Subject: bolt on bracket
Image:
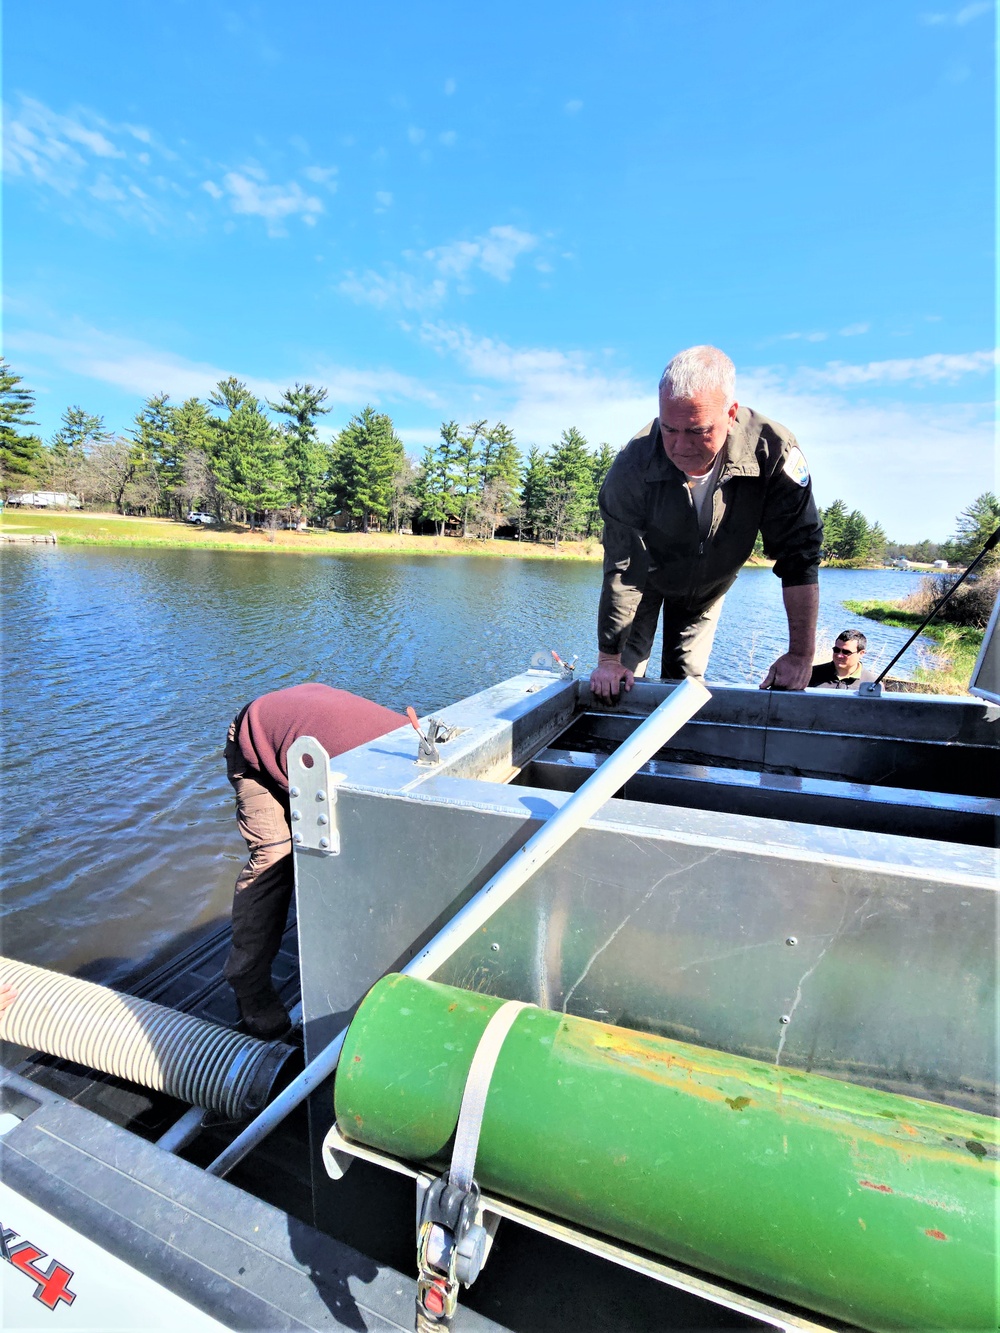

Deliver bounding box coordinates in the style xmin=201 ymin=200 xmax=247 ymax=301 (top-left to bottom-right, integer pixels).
xmin=287 ymin=736 xmax=343 ymax=854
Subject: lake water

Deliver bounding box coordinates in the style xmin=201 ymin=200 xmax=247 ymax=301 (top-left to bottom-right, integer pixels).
xmin=1 ymin=546 xmax=936 ymax=985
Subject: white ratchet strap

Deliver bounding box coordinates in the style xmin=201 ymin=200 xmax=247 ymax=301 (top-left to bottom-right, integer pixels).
xmin=449 ymin=1000 xmax=533 ymax=1192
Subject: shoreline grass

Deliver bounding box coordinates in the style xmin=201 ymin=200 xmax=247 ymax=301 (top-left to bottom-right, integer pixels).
xmin=1 ymin=509 xmax=781 ymax=569
xmin=843 ymin=598 xmax=983 ymax=695
xmin=1 ymin=510 xmax=605 ymax=561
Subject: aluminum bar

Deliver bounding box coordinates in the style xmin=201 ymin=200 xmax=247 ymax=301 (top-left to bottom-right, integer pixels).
xmin=206 ymin=677 xmax=711 ymax=1178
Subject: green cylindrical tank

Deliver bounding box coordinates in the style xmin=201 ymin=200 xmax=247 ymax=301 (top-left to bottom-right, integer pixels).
xmin=335 ymin=974 xmax=998 ymax=1332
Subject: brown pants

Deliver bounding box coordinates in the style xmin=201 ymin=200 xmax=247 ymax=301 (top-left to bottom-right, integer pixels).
xmin=223 ymin=722 xmax=294 ymax=1002
xmin=621 ymin=591 xmax=725 ymax=681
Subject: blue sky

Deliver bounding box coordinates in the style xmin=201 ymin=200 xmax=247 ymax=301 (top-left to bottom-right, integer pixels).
xmin=3 ymin=0 xmax=995 ymax=540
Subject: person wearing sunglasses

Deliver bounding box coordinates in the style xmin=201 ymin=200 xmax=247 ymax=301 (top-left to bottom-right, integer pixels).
xmin=808 ymin=630 xmax=873 ymax=690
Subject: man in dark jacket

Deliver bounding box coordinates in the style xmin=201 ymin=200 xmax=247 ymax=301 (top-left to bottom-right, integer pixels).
xmin=590 ymin=346 xmax=823 ymax=700
xmin=224 ymin=683 xmax=406 ymax=1039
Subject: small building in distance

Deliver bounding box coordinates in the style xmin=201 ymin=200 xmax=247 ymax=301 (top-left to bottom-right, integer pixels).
xmin=6 ymin=491 xmax=83 ymax=509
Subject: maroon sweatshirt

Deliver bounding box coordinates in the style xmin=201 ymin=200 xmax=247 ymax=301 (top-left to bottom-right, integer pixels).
xmin=235 ymin=683 xmax=407 ymax=792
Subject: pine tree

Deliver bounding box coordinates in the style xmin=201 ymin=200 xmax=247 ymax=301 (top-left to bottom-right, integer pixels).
xmin=0 ymin=360 xmax=44 ymax=492
xmin=820 ymin=499 xmax=848 ymax=559
xmin=840 ymin=510 xmax=870 ymax=561
xmin=269 ymin=383 xmax=330 ymax=520
xmin=454 ymin=419 xmax=486 ymax=537
xmin=212 ymin=395 xmax=292 ymax=521
xmin=520 ymin=446 xmax=549 ymax=542
xmin=330 ymin=406 xmax=404 ymax=532
xmin=545 ymin=427 xmax=593 ymax=545
xmin=477 ymin=422 xmax=520 ymax=538
xmin=588 ymin=442 xmax=615 ymax=537
xmin=172 ymin=398 xmax=220 ymax=515
xmin=413 ymin=445 xmax=451 ymax=535
xmin=131 ymin=395 xmax=179 ymax=515
xmin=50 ymin=406 xmax=108 ymax=459
xmin=951 ymin=493 xmax=1000 ymax=564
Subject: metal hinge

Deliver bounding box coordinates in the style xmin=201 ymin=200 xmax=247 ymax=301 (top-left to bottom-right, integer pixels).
xmin=286 ymin=736 xmax=343 ymax=855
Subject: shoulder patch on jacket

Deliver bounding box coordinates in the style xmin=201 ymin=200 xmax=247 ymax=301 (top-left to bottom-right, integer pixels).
xmin=783 ymin=445 xmax=810 ymax=487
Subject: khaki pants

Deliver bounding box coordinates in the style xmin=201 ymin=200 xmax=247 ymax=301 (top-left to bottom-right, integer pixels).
xmin=223 ymin=722 xmax=294 ymax=1002
xmin=621 ymin=591 xmax=725 ymax=681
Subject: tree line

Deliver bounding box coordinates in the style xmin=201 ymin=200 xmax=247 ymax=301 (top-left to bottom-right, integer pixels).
xmin=3 ymin=358 xmax=996 ymax=562
xmin=0 ymin=359 xmax=614 ymax=544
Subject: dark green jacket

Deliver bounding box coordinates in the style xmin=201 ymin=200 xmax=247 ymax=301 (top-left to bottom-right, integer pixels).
xmin=598 ymin=408 xmax=823 ymax=655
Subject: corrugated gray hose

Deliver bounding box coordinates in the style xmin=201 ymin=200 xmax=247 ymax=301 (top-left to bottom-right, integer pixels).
xmin=0 ymin=956 xmax=296 ymax=1121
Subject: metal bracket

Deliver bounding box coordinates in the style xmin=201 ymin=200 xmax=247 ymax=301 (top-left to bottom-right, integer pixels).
xmin=287 ymin=736 xmax=342 ymax=855
xmin=857 ymin=681 xmax=883 ymax=698
xmin=528 ymin=648 xmax=578 ymax=680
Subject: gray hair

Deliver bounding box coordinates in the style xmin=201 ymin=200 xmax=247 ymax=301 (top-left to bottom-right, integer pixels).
xmin=659 ymin=346 xmax=736 ymax=403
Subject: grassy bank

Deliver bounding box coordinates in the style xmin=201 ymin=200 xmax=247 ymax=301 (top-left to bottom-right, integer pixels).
xmin=0 ymin=510 xmax=605 ymax=561
xmin=843 ymin=598 xmax=983 ymax=695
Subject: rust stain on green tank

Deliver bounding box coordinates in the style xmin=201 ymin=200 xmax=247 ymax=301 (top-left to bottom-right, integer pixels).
xmin=726 ymin=1096 xmax=751 ymax=1112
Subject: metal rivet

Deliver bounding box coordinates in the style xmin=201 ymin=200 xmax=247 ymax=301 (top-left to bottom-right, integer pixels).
xmin=291 ymin=810 xmax=301 ymax=821
xmin=490 ymin=943 xmax=500 ymax=952
xmin=317 ymin=814 xmax=328 ymax=825
xmin=319 ymin=837 xmax=330 ymax=850
xmin=316 ymin=790 xmax=327 ymax=802
xmin=785 ymin=936 xmax=798 ymax=946
xmin=289 ymin=786 xmax=300 ymax=798
xmin=293 ymin=832 xmax=303 ymax=844
xmin=779 ymin=1015 xmax=791 ymax=1025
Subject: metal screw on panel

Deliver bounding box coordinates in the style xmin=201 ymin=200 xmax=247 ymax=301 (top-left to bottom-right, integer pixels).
xmin=319 ymin=837 xmax=330 ymax=850
xmin=291 ymin=810 xmax=301 ymax=821
xmin=293 ymin=832 xmax=303 ymax=844
xmin=490 ymin=943 xmax=500 ymax=952
xmin=785 ymin=936 xmax=798 ymax=946
xmin=317 ymin=814 xmax=328 ymax=825
xmin=289 ymin=786 xmax=300 ymax=798
xmin=779 ymin=1015 xmax=791 ymax=1025
xmin=317 ymin=790 xmax=327 ymax=802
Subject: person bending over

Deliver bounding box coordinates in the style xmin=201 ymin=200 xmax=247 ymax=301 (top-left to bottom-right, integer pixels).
xmin=224 ymin=682 xmax=406 ymax=1039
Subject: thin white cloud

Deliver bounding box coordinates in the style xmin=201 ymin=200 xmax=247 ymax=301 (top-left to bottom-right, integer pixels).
xmin=426 ymin=225 xmax=537 ymax=282
xmin=420 ymin=322 xmax=650 ymax=446
xmin=778 ymin=330 xmax=828 ymax=343
xmin=739 ymin=367 xmax=995 ymax=539
xmin=439 ymin=130 xmax=457 ymax=147
xmin=5 ymin=317 xmax=444 ymax=414
xmin=795 ymin=349 xmax=996 ymax=387
xmin=565 ymin=99 xmax=584 ymax=114
xmin=340 ymin=225 xmax=540 ymax=311
xmin=920 ymin=1 xmax=993 ymax=22
xmin=374 ymin=190 xmax=394 ymax=211
xmin=407 ymin=126 xmax=426 ymax=145
xmin=204 ymin=169 xmax=324 ymax=235
xmin=302 ymin=164 xmax=338 ymax=189
xmin=839 ymin=322 xmax=870 ymax=337
xmin=339 ymin=268 xmax=449 ymax=312
xmin=4 ymin=93 xmax=332 ymax=237
xmin=2 ymin=95 xmax=172 ymax=228
xmin=444 ymin=78 xmax=457 ymax=95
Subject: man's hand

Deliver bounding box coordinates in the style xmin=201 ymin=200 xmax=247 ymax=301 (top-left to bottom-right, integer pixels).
xmin=759 ymin=652 xmax=813 ymax=691
xmin=590 ymin=653 xmax=635 ymax=703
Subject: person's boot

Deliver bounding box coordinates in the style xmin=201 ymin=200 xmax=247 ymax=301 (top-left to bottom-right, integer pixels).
xmin=236 ymin=987 xmax=291 ymax=1041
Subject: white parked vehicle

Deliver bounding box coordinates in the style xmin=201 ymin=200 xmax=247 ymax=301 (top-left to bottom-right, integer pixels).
xmin=185 ymin=511 xmax=218 ymax=525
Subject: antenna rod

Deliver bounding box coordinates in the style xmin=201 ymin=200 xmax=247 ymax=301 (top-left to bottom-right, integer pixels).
xmin=871 ymin=527 xmax=1000 ymax=688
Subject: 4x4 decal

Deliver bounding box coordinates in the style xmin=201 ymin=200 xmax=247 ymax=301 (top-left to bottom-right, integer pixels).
xmin=1 ymin=1222 xmax=78 ymax=1311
